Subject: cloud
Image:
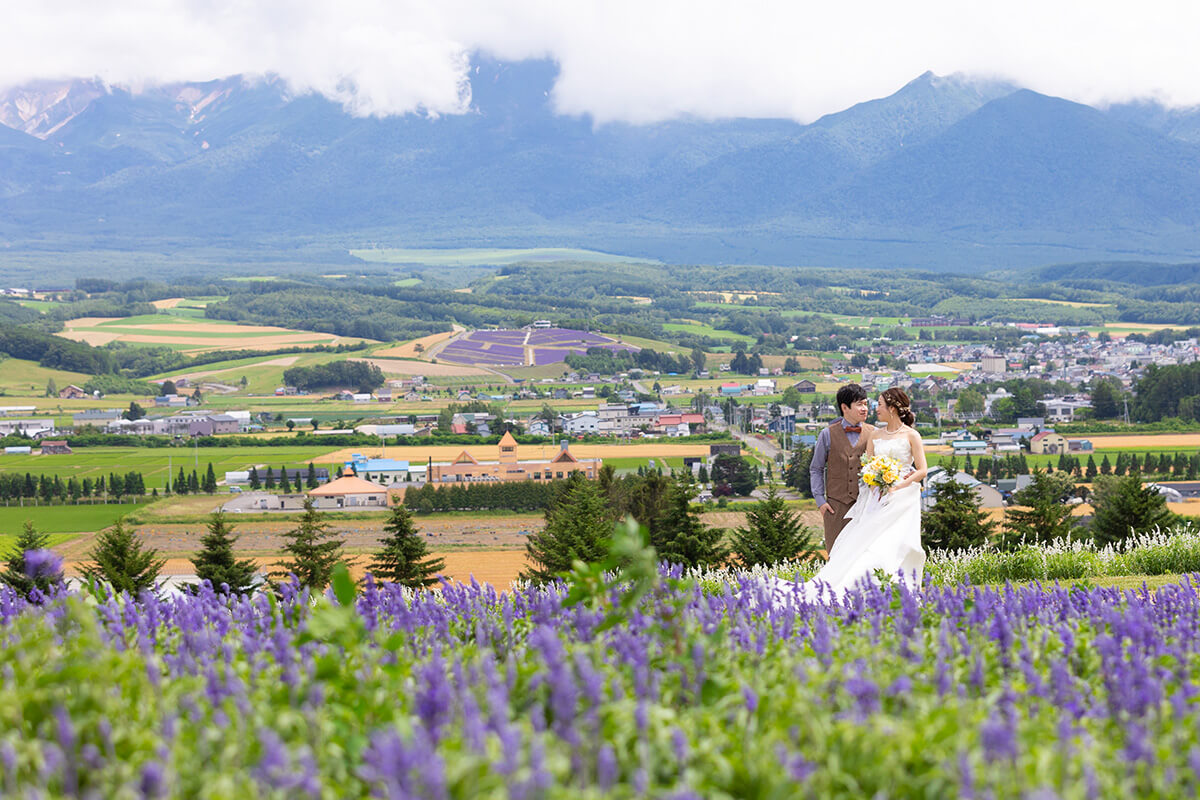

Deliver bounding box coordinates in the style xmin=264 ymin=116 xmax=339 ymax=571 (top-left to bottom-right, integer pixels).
xmin=1 ymin=0 xmax=1198 ymax=123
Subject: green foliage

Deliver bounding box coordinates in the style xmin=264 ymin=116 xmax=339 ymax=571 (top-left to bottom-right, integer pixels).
xmin=0 ymin=521 xmax=63 ymax=598
xmin=711 ymin=453 xmax=757 ymax=496
xmin=921 ymin=477 xmax=997 ymax=551
xmin=272 ymin=498 xmax=345 ymax=590
xmin=651 ymin=475 xmax=724 ymax=569
xmin=189 ymin=512 xmax=257 ymax=594
xmin=1090 ymin=475 xmax=1175 ymax=548
xmin=369 ymin=504 xmax=445 ymax=588
xmin=83 ymin=375 xmax=157 ymax=396
xmin=782 ymin=447 xmax=813 ymax=497
xmin=521 ymin=473 xmax=614 ymax=584
xmin=282 ymin=360 xmax=385 ymax=391
xmin=81 ymin=517 xmax=165 ymax=595
xmin=1001 ymin=471 xmax=1079 ymax=549
xmin=728 ymin=487 xmax=820 ymax=567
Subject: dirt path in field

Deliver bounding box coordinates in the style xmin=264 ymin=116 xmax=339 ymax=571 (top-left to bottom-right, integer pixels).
xmin=151 ymin=298 xmax=183 ymax=309
xmin=355 ymin=358 xmax=495 ymax=377
xmin=1084 ymin=434 xmax=1200 ymax=449
xmin=167 ymin=356 xmax=301 ymax=382
xmin=56 ymin=506 xmax=814 ymax=588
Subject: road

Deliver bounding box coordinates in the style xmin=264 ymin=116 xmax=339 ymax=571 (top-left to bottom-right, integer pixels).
xmin=710 ymin=418 xmax=784 ymax=462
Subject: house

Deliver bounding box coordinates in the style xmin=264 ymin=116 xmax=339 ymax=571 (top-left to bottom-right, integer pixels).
xmin=562 ymin=412 xmax=599 ymax=435
xmin=719 ymin=383 xmax=743 ymax=396
xmin=922 ymin=468 xmax=1004 ymax=510
xmin=951 ymin=438 xmax=989 ymax=456
xmin=307 ymin=475 xmax=389 ymax=508
xmin=39 ymin=440 xmax=72 ymax=455
xmin=154 ymin=394 xmax=194 ymax=408
xmin=0 ymin=418 xmax=55 ymax=438
xmin=527 ymin=418 xmax=551 ymax=437
xmin=1043 ymin=398 xmax=1092 ymax=423
xmin=791 ymin=380 xmax=817 ymax=393
xmin=1029 ymin=431 xmax=1067 ymax=455
xmin=58 ymin=384 xmax=87 ymax=400
xmin=1067 ymin=439 xmax=1094 ymax=452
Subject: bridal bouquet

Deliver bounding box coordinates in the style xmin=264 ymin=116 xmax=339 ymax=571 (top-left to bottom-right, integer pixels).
xmin=860 ymin=454 xmax=903 ymax=493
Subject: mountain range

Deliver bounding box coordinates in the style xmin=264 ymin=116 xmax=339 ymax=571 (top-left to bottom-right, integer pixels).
xmin=1 ymin=58 xmax=1199 ymax=275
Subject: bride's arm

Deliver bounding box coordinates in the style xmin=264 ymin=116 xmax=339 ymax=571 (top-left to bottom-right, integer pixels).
xmin=863 ymin=426 xmax=875 ymax=458
xmin=893 ymin=428 xmax=928 ymax=490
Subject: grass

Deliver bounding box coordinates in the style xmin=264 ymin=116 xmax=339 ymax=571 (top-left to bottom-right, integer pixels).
xmin=994 ymin=574 xmax=1195 ymax=592
xmin=0 ymin=447 xmax=340 ymax=491
xmin=392 ymin=278 xmax=422 ymax=287
xmin=350 ymin=247 xmax=659 ymax=267
xmin=0 ymin=502 xmax=149 ymax=534
xmin=0 ymin=358 xmax=93 ymax=397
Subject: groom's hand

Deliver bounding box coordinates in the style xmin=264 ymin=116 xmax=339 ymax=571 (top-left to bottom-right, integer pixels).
xmin=819 ymin=502 xmax=835 ymax=516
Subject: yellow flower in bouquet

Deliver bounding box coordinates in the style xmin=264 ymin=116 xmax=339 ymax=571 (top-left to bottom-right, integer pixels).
xmin=860 ymin=455 xmax=904 ymax=492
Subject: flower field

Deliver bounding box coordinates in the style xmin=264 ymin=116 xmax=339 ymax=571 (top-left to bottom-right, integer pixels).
xmin=6 ymin=546 xmax=1200 ymax=798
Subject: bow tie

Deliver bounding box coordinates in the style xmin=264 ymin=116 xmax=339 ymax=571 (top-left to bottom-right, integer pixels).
xmin=844 ymin=426 xmax=862 ymax=433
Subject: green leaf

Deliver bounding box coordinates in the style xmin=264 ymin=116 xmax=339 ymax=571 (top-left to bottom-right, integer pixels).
xmin=331 ymin=562 xmax=356 ymax=606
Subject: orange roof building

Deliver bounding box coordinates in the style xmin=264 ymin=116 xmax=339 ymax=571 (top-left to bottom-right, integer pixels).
xmin=427 ymin=431 xmax=601 ymax=484
xmin=307 ymin=475 xmax=389 ymax=508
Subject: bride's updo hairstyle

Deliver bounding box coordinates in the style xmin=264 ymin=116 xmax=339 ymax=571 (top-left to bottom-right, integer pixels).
xmin=880 ymin=387 xmax=915 ymax=427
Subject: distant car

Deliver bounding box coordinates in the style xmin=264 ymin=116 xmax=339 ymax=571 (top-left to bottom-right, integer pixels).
xmin=229 ymin=486 xmax=242 ymax=493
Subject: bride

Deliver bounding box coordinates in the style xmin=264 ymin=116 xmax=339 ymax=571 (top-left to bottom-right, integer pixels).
xmin=761 ymin=387 xmax=928 ymax=606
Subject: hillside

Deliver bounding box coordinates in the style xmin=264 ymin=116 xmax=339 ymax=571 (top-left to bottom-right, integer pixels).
xmin=1 ymin=59 xmax=1200 ymax=276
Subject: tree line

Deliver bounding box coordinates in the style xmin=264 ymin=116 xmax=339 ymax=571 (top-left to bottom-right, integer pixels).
xmin=0 ymin=470 xmax=153 ymax=504
xmin=282 ymin=360 xmax=385 ymax=391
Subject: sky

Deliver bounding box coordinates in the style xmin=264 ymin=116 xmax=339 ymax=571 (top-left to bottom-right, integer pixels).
xmin=2 ymin=0 xmax=1198 ymax=124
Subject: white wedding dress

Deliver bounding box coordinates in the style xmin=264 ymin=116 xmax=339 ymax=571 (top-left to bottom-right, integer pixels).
xmin=759 ymin=434 xmax=926 ymax=607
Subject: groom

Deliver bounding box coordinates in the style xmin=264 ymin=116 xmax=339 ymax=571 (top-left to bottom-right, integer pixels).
xmin=810 ymin=383 xmax=870 ymax=553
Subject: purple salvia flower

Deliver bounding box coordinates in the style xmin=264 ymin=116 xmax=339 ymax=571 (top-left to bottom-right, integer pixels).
xmin=139 ymin=760 xmax=167 ymax=799
xmin=23 ymin=548 xmax=62 ymax=583
xmin=596 ymin=744 xmax=618 ymax=790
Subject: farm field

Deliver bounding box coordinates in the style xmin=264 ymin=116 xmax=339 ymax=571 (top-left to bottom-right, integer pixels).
xmin=436 ymin=327 xmax=637 ymax=368
xmin=0 ymin=447 xmax=338 ymax=491
xmin=358 ymin=357 xmax=497 ymax=378
xmin=57 ymin=314 xmax=366 ymax=353
xmin=1084 ymin=433 xmax=1200 ymax=449
xmin=371 ymin=329 xmax=458 ymax=359
xmin=350 ymin=246 xmax=658 ymax=266
xmin=0 ymin=358 xmax=92 ymax=396
xmin=0 ymin=502 xmax=147 ymax=534
xmin=662 ymin=321 xmax=756 ymax=343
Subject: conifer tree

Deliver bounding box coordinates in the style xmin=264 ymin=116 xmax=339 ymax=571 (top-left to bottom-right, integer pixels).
xmin=176 ymin=466 xmax=189 ymax=495
xmin=922 ymin=477 xmax=996 ymax=551
xmin=369 ymin=504 xmax=445 ymax=587
xmin=728 ymin=487 xmax=819 ymax=567
xmin=187 ymin=470 xmax=200 ymax=493
xmin=652 ymin=475 xmax=724 ymax=569
xmin=279 ymin=469 xmax=292 ymax=494
xmin=1099 ymin=454 xmax=1112 ymax=475
xmin=264 ymin=466 xmax=276 ymax=490
xmin=190 ymin=511 xmax=258 ymax=594
xmin=521 ymin=472 xmax=614 ymax=584
xmin=1091 ymin=475 xmax=1174 ymax=548
xmin=306 ymin=462 xmax=319 ymax=489
xmin=203 ymin=463 xmax=218 ymax=494
xmin=1085 ymin=455 xmax=1098 ymax=479
xmin=273 ymin=498 xmax=345 ymax=590
xmin=82 ymin=518 xmax=165 ymax=595
xmin=0 ymin=521 xmax=64 ymax=597
xmin=248 ymin=466 xmax=261 ymax=490
xmin=1001 ymin=471 xmax=1078 ymax=549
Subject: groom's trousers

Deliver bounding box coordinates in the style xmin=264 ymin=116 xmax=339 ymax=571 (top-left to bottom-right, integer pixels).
xmin=822 ymin=497 xmax=854 ymax=553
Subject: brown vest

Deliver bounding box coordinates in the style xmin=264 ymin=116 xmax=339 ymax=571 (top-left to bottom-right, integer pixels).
xmin=826 ymin=421 xmax=868 ymax=505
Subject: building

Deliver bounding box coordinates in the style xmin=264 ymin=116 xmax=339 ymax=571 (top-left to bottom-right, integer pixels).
xmin=1029 ymin=431 xmax=1067 ymax=455
xmin=1043 ymin=398 xmax=1092 ymax=423
xmin=0 ymin=418 xmax=55 ymax=438
xmin=344 ymin=455 xmax=425 ymax=484
xmin=427 ymin=432 xmax=600 ymax=484
xmin=307 ymin=475 xmax=389 ymax=508
xmin=39 ymin=440 xmax=72 ymax=455
xmin=980 ymin=355 xmax=1007 ymax=374
xmin=923 ymin=468 xmax=1004 ymax=510
xmin=951 ymin=438 xmax=989 ymax=456
xmin=58 ymin=384 xmax=87 ymax=400
xmin=791 ymin=380 xmax=817 ymax=393
xmin=73 ymin=409 xmax=122 ymax=427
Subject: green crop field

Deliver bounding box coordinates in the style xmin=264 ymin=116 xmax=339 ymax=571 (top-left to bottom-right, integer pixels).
xmin=603 ymin=455 xmax=686 ymax=474
xmin=0 ymin=447 xmax=340 ymax=491
xmin=0 ymin=502 xmax=148 ymax=535
xmin=351 ymin=246 xmax=659 ymax=267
